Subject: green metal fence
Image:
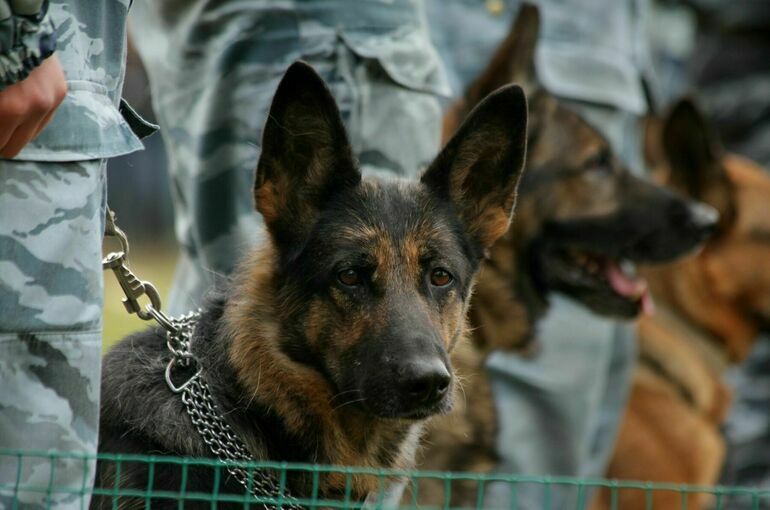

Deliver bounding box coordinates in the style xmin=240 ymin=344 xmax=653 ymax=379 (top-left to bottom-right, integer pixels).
xmin=2 ymin=450 xmax=769 ymax=509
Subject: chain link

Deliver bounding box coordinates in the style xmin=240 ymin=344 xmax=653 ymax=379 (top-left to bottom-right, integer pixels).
xmin=164 ymin=313 xmax=303 ymax=509
xmin=163 ymin=310 xmax=198 ymax=366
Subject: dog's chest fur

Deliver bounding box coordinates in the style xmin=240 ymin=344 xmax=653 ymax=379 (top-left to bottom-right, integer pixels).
xmin=98 ymin=294 xmax=425 ymax=502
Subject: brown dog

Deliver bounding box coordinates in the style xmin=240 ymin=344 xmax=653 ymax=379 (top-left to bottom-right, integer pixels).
xmin=596 ymin=99 xmax=770 ymax=510
xmin=414 ymin=5 xmax=717 ymax=507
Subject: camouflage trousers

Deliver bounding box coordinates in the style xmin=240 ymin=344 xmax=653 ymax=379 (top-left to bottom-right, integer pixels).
xmin=0 ymin=159 xmax=106 ymax=510
xmin=130 ymin=0 xmax=450 ymax=314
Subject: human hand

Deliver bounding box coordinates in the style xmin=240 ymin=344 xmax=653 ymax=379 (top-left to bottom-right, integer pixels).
xmin=0 ymin=55 xmax=66 ymax=158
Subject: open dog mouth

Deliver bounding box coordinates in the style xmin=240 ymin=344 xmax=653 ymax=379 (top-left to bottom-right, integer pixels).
xmin=543 ymin=247 xmax=655 ymax=318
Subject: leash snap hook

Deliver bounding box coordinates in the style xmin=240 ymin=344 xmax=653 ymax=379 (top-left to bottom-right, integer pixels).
xmin=102 ymin=206 xmax=165 ymax=322
xmin=105 ymin=258 xmax=163 ymax=321
xmin=102 ymin=208 xmax=130 ymax=268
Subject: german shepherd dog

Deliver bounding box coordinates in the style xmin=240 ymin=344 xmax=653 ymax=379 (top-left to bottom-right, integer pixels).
xmin=93 ymin=62 xmax=529 ymax=508
xmin=596 ymin=100 xmax=770 ymax=510
xmin=414 ymin=5 xmax=719 ymax=506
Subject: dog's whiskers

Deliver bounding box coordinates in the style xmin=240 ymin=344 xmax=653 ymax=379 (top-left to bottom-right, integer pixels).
xmin=456 ymin=378 xmax=468 ymax=407
xmin=328 ymin=389 xmax=360 ymax=406
xmin=331 ymin=397 xmax=367 ymax=412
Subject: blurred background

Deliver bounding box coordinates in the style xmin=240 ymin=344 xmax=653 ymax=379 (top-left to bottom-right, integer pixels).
xmin=104 ymin=0 xmax=770 ymax=346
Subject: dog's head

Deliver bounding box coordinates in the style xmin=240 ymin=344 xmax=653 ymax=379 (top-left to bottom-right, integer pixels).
xmin=247 ymin=62 xmax=527 ymax=419
xmin=446 ymin=4 xmax=717 ymax=338
xmin=644 ymin=98 xmax=770 ymax=360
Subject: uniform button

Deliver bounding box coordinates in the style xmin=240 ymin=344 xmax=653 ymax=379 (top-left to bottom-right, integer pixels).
xmin=486 ymin=0 xmax=505 ymax=16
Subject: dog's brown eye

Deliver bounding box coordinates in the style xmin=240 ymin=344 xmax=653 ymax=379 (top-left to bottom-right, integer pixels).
xmin=586 ymin=148 xmax=612 ymax=171
xmin=430 ymin=268 xmax=453 ymax=287
xmin=337 ymin=269 xmax=361 ymax=287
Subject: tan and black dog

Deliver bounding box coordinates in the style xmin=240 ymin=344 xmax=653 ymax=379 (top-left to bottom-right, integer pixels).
xmin=415 ymin=5 xmax=719 ymax=507
xmin=596 ymin=100 xmax=770 ymax=510
xmin=93 ymin=61 xmax=529 ymax=508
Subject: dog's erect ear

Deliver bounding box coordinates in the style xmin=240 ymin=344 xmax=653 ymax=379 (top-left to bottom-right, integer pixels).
xmin=422 ymin=84 xmax=528 ymax=248
xmin=465 ymin=3 xmax=540 ymax=105
xmin=642 ymin=113 xmax=665 ymax=173
xmin=255 ymin=61 xmax=360 ymax=249
xmin=662 ymin=98 xmax=733 ymax=216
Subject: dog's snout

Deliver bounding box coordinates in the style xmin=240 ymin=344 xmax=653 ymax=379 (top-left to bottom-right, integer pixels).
xmin=688 ymin=201 xmax=719 ymax=240
xmin=357 ymin=325 xmax=453 ymax=418
xmin=399 ymin=357 xmax=451 ymax=407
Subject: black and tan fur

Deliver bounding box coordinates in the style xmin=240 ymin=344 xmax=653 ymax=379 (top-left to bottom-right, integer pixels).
xmin=93 ymin=62 xmax=529 ymax=508
xmin=415 ymin=5 xmax=718 ymax=507
xmin=597 ymin=99 xmax=770 ymax=510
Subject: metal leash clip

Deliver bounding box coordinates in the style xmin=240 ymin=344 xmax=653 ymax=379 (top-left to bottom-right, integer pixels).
xmin=102 ymin=208 xmax=172 ymax=328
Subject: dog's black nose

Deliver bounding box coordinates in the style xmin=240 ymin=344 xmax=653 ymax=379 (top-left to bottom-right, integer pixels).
xmin=399 ymin=358 xmax=451 ymax=407
xmin=688 ymin=201 xmax=719 ymax=240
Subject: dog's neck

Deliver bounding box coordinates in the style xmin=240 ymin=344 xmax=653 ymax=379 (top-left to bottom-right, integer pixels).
xmin=642 ymin=303 xmax=731 ymax=376
xmin=643 ymin=257 xmax=757 ymax=363
xmin=213 ymin=244 xmax=422 ymax=494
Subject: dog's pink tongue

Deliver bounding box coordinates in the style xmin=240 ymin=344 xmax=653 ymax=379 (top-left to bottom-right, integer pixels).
xmin=606 ymin=261 xmax=655 ymax=315
xmin=641 ymin=289 xmax=655 ymax=316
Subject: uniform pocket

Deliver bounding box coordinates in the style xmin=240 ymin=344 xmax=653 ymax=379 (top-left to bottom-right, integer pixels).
xmin=340 ymin=26 xmax=452 ymax=97
xmin=335 ymin=26 xmax=451 ymax=178
xmin=537 ymin=44 xmax=649 ymax=115
xmin=15 ymin=80 xmax=147 ymax=162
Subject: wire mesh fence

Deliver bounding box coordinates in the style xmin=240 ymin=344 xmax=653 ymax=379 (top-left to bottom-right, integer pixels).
xmin=2 ymin=449 xmax=769 ymax=510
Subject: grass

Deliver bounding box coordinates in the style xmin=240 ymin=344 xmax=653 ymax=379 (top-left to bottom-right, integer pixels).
xmin=102 ymin=243 xmax=178 ymax=351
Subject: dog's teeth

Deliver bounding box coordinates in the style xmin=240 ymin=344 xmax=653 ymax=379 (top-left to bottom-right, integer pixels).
xmin=620 ymin=260 xmax=637 ymax=276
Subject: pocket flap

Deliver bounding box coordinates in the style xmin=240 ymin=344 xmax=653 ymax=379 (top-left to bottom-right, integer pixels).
xmin=537 ymin=45 xmax=649 ymax=115
xmin=341 ymin=27 xmax=452 ymax=98
xmin=16 ymin=80 xmax=147 ymax=162
xmin=119 ymin=98 xmax=158 ymax=140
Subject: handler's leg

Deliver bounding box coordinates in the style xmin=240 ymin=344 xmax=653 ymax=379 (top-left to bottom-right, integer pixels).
xmin=0 ymin=159 xmax=106 ymax=510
